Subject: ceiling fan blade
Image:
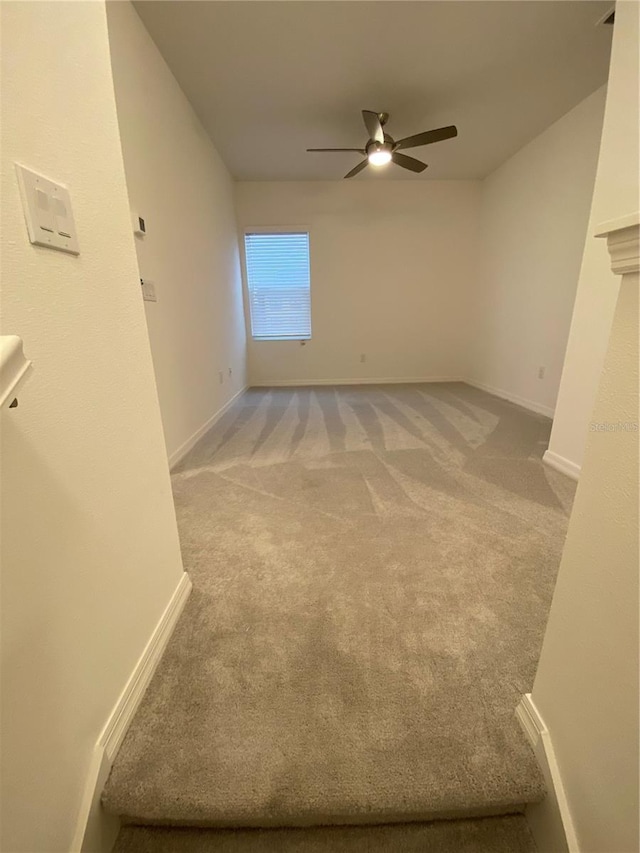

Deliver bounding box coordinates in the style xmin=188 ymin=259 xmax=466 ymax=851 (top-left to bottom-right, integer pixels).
xmin=307 ymin=148 xmax=366 ymax=153
xmin=392 ymin=152 xmax=428 ymax=173
xmin=362 ymin=110 xmax=384 ymax=143
xmin=344 ymin=159 xmax=369 ymax=179
xmin=395 ymin=125 xmax=458 ymax=151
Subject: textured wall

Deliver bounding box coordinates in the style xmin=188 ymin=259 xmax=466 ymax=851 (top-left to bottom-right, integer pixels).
xmin=107 ymin=1 xmax=247 ymax=463
xmin=547 ymin=0 xmax=640 ymax=473
xmin=531 ymin=7 xmax=640 ymax=849
xmin=0 ymin=3 xmax=184 ymax=850
xmin=532 ymin=263 xmax=639 ymax=852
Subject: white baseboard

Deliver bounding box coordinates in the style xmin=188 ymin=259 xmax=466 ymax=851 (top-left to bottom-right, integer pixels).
xmin=516 ymin=694 xmax=579 ymax=853
xmin=71 ymin=749 xmax=118 ymax=853
xmin=100 ymin=573 xmax=192 ymax=761
xmin=249 ymin=376 xmax=464 ymax=387
xmin=543 ymin=449 xmax=581 ymax=481
xmin=70 ymin=572 xmax=192 ymax=853
xmin=464 ymin=379 xmax=555 ymax=419
xmin=168 ymin=387 xmax=247 ymax=470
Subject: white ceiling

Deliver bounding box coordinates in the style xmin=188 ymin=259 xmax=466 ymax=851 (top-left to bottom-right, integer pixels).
xmin=133 ymin=1 xmax=613 ymax=181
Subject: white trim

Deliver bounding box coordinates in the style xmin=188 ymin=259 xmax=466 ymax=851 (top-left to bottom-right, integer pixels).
xmin=594 ymin=211 xmax=640 ymax=239
xmin=516 ymin=694 xmax=580 ymax=853
xmin=70 ymin=749 xmax=118 ymax=853
xmin=516 ymin=692 xmax=542 ymax=747
xmin=168 ymin=387 xmax=247 ymax=470
xmin=70 ymin=573 xmax=192 ymax=853
xmin=0 ymin=335 xmax=33 ymax=408
xmin=464 ymin=380 xmax=555 ymax=418
xmin=542 ymin=449 xmax=581 ymax=481
xmin=249 ymin=376 xmax=463 ymax=387
xmin=100 ymin=573 xmax=192 ymax=761
xmin=595 ymin=211 xmax=640 ymax=276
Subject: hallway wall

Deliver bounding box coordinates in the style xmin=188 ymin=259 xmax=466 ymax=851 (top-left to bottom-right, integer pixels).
xmin=545 ymin=0 xmax=640 ymax=477
xmin=533 ymin=258 xmax=639 ymax=853
xmin=531 ymin=3 xmax=640 ymax=849
xmin=0 ymin=3 xmax=185 ymax=851
xmin=468 ymin=86 xmax=606 ymax=417
xmin=107 ymin=1 xmax=247 ymax=465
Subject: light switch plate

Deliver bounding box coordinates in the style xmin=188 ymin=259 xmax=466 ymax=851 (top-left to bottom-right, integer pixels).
xmin=141 ymin=278 xmax=157 ymax=302
xmin=15 ymin=163 xmax=79 ymax=255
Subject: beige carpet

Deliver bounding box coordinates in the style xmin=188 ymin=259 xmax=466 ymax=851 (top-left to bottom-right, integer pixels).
xmin=103 ymin=383 xmax=574 ymax=828
xmin=114 ymin=815 xmax=537 ymax=852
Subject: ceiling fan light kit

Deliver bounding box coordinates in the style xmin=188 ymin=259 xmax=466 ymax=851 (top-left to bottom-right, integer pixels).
xmin=367 ymin=142 xmax=393 ymax=166
xmin=307 ymin=110 xmax=458 ymax=178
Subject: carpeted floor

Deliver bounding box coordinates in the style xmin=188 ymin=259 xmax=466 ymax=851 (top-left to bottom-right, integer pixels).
xmin=113 ymin=815 xmax=537 ymax=852
xmin=103 ymin=383 xmax=574 ymax=828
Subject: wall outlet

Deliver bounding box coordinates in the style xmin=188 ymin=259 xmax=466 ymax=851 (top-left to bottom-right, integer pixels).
xmin=218 ymin=371 xmax=224 ymax=384
xmin=538 ymin=366 xmax=546 ymax=380
xmin=360 ymin=353 xmax=366 ymax=363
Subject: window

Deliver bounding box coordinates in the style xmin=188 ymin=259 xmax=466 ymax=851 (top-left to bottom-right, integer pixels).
xmin=244 ymin=231 xmax=311 ymax=340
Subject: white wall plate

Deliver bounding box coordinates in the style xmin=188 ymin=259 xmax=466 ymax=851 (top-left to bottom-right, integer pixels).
xmin=141 ymin=278 xmax=157 ymax=302
xmin=15 ymin=163 xmax=80 ymax=255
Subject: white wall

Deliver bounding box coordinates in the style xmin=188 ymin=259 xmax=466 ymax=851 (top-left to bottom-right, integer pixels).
xmin=234 ymin=181 xmax=480 ymax=386
xmin=530 ymin=4 xmax=640 ymax=851
xmin=546 ymin=0 xmax=640 ymax=475
xmin=106 ymin=1 xmax=246 ymax=465
xmin=530 ymin=263 xmax=638 ymax=853
xmin=0 ymin=3 xmax=185 ymax=851
xmin=469 ymin=87 xmax=606 ymax=417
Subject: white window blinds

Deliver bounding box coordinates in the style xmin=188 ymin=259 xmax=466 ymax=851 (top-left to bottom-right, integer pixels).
xmin=244 ymin=232 xmax=311 ymax=340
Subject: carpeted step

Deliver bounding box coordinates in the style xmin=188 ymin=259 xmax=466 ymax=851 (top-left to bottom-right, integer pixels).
xmin=101 ymin=580 xmax=545 ymax=826
xmin=103 ymin=384 xmax=564 ymax=831
xmin=113 ymin=815 xmax=537 ymax=852
xmin=102 ymin=660 xmax=545 ymax=830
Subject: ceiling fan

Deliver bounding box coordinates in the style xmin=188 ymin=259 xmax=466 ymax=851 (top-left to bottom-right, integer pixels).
xmin=307 ymin=110 xmax=458 ymax=178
